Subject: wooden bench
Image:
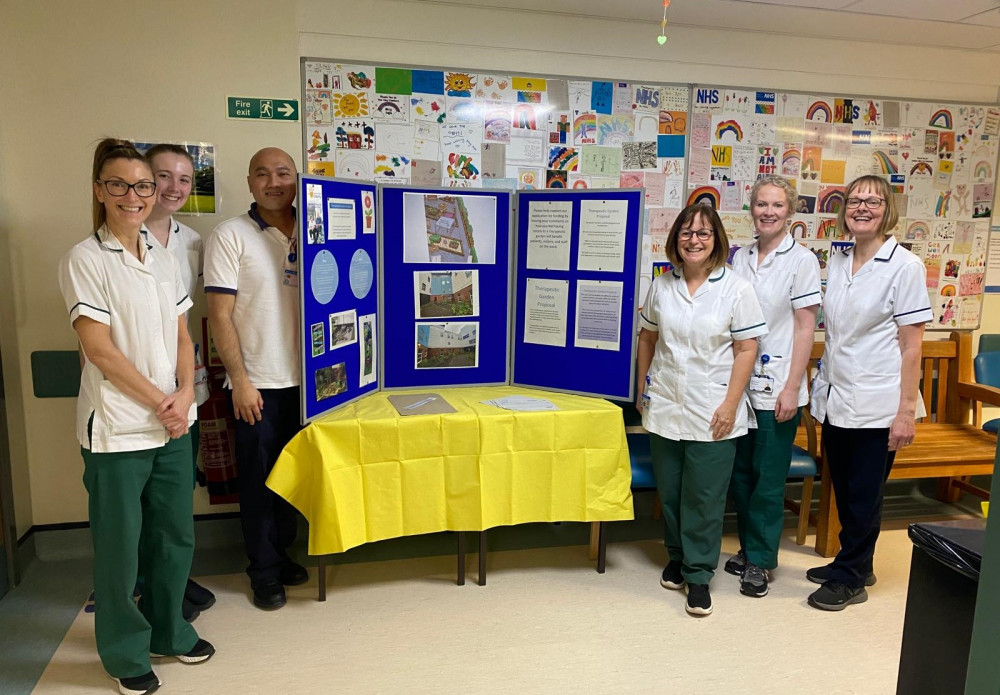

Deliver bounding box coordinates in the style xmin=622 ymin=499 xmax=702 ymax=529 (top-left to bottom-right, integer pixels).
xmin=798 ymin=330 xmax=1000 ymax=557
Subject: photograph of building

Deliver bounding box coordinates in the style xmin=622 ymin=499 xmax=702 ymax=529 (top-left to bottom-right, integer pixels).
xmin=423 ymin=195 xmax=479 ymax=263
xmin=415 ymin=322 xmax=478 ymax=368
xmin=416 ymin=270 xmax=477 ymax=318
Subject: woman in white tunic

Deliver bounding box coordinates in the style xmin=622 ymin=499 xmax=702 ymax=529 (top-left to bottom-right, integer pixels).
xmin=637 ymin=203 xmax=767 ymax=616
xmin=807 ymin=175 xmax=932 ymax=611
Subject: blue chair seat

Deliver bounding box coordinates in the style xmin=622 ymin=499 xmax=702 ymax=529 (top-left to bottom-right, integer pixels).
xmin=626 ymin=432 xmax=656 ymax=489
xmin=984 ymin=418 xmax=999 ymax=434
xmin=789 ymin=445 xmax=818 ymax=478
xmin=974 ymin=351 xmax=1000 ymax=434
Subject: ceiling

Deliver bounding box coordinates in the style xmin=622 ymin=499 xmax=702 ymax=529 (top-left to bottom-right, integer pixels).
xmin=412 ymin=0 xmax=1000 ymax=51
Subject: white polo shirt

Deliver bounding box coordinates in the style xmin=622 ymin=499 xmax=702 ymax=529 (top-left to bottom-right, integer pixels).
xmin=58 ymin=225 xmax=194 ymax=452
xmin=204 ymin=205 xmax=300 ymax=389
xmin=639 ymin=266 xmax=768 ymax=442
xmin=731 ymin=233 xmax=822 ymax=410
xmin=811 ymin=237 xmax=933 ymax=428
xmin=144 ymin=217 xmax=203 ymax=301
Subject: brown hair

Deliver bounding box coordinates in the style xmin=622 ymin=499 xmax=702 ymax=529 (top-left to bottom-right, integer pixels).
xmin=144 ymin=143 xmax=194 ymax=168
xmin=665 ymin=203 xmax=730 ymax=271
xmin=91 ymin=138 xmax=150 ymax=232
xmin=836 ymin=175 xmax=898 ymax=239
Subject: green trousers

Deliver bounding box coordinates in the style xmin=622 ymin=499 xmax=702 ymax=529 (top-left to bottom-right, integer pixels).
xmin=730 ymin=408 xmax=801 ymax=569
xmin=82 ymin=434 xmax=199 ymax=678
xmin=650 ymin=434 xmax=737 ymax=585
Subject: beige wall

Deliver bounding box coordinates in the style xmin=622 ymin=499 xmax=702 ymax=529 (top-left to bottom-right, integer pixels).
xmin=0 ymin=0 xmax=998 ymax=530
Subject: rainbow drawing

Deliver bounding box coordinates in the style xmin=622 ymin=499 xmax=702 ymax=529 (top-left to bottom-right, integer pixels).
xmin=974 ymin=161 xmax=993 ymax=180
xmin=906 ymin=221 xmax=930 ymax=240
xmin=872 ymin=150 xmax=898 ymax=175
xmin=687 ymin=185 xmax=721 ymax=209
xmin=714 ymin=120 xmax=744 ymax=142
xmin=940 ymin=284 xmax=956 ymax=297
xmin=909 ymin=161 xmax=934 ymax=176
xmin=789 ymin=220 xmax=808 ymax=239
xmin=935 ymin=191 xmax=950 ymax=218
xmin=782 ymin=148 xmax=801 ymax=176
xmin=806 ymin=101 xmax=832 ymax=122
xmin=929 ymin=109 xmax=952 ymax=129
xmin=818 ymin=188 xmax=846 ymax=214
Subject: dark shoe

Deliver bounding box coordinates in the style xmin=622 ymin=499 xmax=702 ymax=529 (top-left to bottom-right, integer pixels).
xmin=152 ymin=638 xmax=215 ymax=664
xmin=184 ymin=579 xmax=216 ymax=610
xmin=659 ymin=560 xmax=685 ymax=590
xmin=806 ymin=564 xmax=876 ymax=587
xmin=685 ymin=583 xmax=713 ymax=616
xmin=808 ymin=580 xmax=868 ymax=611
xmin=280 ymin=561 xmax=309 ymax=586
xmin=112 ymin=670 xmax=160 ymax=695
xmin=740 ymin=562 xmax=769 ymax=598
xmin=724 ymin=548 xmax=747 ymax=577
xmin=252 ymin=579 xmax=287 ymax=610
xmin=182 ymin=599 xmax=201 ymax=623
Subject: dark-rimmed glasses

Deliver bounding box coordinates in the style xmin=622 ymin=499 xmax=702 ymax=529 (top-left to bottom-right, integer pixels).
xmin=678 ymin=229 xmax=714 ymax=241
xmin=845 ymin=197 xmax=885 ymax=209
xmin=97 ymin=179 xmax=157 ymax=198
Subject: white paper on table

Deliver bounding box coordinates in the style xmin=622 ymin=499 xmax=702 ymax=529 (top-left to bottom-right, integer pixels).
xmin=526 ymin=200 xmax=573 ymax=270
xmin=481 ymin=395 xmax=558 ymax=411
xmin=577 ymin=199 xmax=628 ymax=272
xmin=524 ymin=278 xmax=569 ymax=347
xmin=326 ymin=198 xmax=356 ymax=240
xmin=574 ymin=279 xmax=623 ymax=351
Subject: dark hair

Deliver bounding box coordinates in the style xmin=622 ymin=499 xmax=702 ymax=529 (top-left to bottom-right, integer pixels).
xmin=91 ymin=138 xmax=150 ymax=232
xmin=836 ymin=175 xmax=898 ymax=239
xmin=665 ymin=203 xmax=730 ymax=271
xmin=144 ymin=143 xmax=194 ymax=167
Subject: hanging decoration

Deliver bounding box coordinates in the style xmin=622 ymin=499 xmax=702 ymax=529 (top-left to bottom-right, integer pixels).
xmin=657 ymin=0 xmax=671 ymax=45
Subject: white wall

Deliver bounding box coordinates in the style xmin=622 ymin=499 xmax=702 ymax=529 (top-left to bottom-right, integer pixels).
xmin=0 ymin=0 xmax=998 ymax=530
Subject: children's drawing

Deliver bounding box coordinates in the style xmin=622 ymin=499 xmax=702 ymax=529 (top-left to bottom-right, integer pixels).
xmin=622 ymin=142 xmax=657 ymax=170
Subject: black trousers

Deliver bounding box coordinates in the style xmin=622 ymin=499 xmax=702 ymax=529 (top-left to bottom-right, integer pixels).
xmin=232 ymin=387 xmax=302 ymax=586
xmin=822 ymin=419 xmax=896 ymax=588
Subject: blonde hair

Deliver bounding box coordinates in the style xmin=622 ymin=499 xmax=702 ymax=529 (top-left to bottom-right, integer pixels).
xmin=750 ymin=175 xmax=796 ymax=209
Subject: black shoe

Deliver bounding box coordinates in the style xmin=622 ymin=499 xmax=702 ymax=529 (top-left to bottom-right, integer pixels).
xmin=806 ymin=564 xmax=877 ymax=587
xmin=252 ymin=579 xmax=287 ymax=610
xmin=184 ymin=579 xmax=216 ymax=610
xmin=685 ymin=583 xmax=713 ymax=616
xmin=724 ymin=549 xmax=747 ymax=577
xmin=740 ymin=562 xmax=769 ymax=598
xmin=152 ymin=638 xmax=216 ymax=664
xmin=280 ymin=561 xmax=309 ymax=586
xmin=112 ymin=670 xmax=160 ymax=695
xmin=808 ymin=580 xmax=868 ymax=611
xmin=659 ymin=560 xmax=685 ymax=590
xmin=182 ymin=599 xmax=201 ymax=623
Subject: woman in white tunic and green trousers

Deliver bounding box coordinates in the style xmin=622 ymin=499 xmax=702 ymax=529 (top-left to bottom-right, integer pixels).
xmin=636 ymin=203 xmax=767 ymax=616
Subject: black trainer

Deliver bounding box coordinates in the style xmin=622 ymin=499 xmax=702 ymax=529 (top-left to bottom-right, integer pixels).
xmin=181 ymin=600 xmax=201 ymax=623
xmin=808 ymin=580 xmax=868 ymax=611
xmin=806 ymin=564 xmax=877 ymax=586
xmin=659 ymin=560 xmax=685 ymax=590
xmin=112 ymin=670 xmax=160 ymax=695
xmin=152 ymin=638 xmax=216 ymax=664
xmin=685 ymin=583 xmax=713 ymax=616
xmin=184 ymin=579 xmax=216 ymax=610
xmin=252 ymin=578 xmax=286 ymax=610
xmin=280 ymin=561 xmax=309 ymax=586
xmin=724 ymin=549 xmax=747 ymax=577
xmin=740 ymin=562 xmax=769 ymax=598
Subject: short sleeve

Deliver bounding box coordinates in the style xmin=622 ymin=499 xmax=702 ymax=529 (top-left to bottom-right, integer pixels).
xmin=639 ymin=276 xmax=662 ymax=332
xmin=58 ymin=247 xmax=111 ymax=327
xmin=731 ymin=281 xmax=768 ymax=340
xmin=170 ymin=253 xmax=194 ymax=316
xmin=892 ymin=258 xmax=933 ymax=326
xmin=790 ymin=250 xmax=822 ymax=310
xmin=204 ymin=226 xmax=240 ymax=295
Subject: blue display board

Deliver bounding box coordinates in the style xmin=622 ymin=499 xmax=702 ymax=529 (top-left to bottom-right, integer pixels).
xmin=298 ymin=174 xmax=379 ymax=423
xmin=511 ymin=189 xmax=643 ymax=400
xmin=379 ymin=186 xmax=513 ymax=389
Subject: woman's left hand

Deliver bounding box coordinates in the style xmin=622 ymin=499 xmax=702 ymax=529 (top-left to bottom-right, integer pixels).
xmin=888 ymin=412 xmax=916 ymax=451
xmin=157 ymin=386 xmax=195 ymax=439
xmin=710 ymin=401 xmax=737 ymax=440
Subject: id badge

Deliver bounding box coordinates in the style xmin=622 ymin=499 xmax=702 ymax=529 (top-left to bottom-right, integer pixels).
xmin=749 ymin=374 xmax=774 ymax=393
xmin=283 ymin=266 xmax=299 ymax=287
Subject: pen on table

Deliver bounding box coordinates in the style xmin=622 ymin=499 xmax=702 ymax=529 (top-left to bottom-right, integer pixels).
xmin=404 ymin=397 xmax=436 ymax=410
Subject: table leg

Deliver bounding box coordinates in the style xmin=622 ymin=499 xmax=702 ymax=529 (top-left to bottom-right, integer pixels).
xmin=457 ymin=532 xmax=466 ymax=586
xmin=478 ymin=530 xmax=487 ymax=586
xmin=597 ymin=521 xmax=607 ymax=574
xmin=318 ymin=556 xmax=327 ymax=602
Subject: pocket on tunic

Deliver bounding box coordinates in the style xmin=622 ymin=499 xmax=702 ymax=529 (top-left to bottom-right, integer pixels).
xmin=98 ymin=380 xmax=162 ymax=436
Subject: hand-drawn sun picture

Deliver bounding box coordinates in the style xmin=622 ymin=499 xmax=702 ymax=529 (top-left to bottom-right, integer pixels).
xmin=333 ymin=92 xmax=369 ymax=118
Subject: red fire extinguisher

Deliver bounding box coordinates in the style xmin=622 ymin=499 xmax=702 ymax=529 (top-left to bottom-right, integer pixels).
xmin=198 ymin=319 xmax=240 ymax=504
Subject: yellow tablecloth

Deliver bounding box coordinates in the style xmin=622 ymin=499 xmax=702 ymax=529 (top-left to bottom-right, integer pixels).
xmin=267 ymin=386 xmax=634 ymax=555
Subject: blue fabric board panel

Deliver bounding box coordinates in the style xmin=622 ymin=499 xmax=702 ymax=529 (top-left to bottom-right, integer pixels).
xmin=512 ymin=189 xmax=642 ymax=400
xmin=299 ymin=175 xmax=379 ymax=421
xmin=379 ymin=186 xmax=513 ymax=389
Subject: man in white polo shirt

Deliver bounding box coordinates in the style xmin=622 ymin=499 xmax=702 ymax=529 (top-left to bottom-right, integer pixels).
xmin=204 ymin=147 xmax=306 ymax=610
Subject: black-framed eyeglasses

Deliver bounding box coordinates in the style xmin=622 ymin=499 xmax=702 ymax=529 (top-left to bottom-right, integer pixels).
xmin=97 ymin=179 xmax=157 ymax=198
xmin=678 ymin=229 xmax=714 ymax=241
xmin=845 ymin=197 xmax=885 ymax=209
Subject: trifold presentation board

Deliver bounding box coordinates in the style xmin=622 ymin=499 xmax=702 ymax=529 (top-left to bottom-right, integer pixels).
xmin=298 ymin=174 xmax=643 ymax=423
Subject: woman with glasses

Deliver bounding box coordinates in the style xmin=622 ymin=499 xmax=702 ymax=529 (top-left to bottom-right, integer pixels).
xmin=58 ymin=138 xmax=214 ymax=695
xmin=807 ymin=175 xmax=931 ymax=611
xmin=636 ymin=203 xmax=767 ymax=616
xmin=725 ymin=176 xmax=821 ymax=598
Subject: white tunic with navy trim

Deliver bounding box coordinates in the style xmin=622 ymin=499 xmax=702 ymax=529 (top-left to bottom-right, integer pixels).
xmin=58 ymin=225 xmax=194 ymax=452
xmin=639 ymin=265 xmax=768 ymax=442
xmin=143 ymin=217 xmax=203 ymax=301
xmin=810 ymin=237 xmax=933 ymax=428
xmin=731 ymin=233 xmax=822 ymax=410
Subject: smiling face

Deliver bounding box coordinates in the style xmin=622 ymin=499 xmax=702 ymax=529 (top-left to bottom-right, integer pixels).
xmin=94 ymin=158 xmax=155 ymax=232
xmin=247 ymin=148 xmax=296 ymax=214
xmin=677 ymin=211 xmax=716 ymax=269
xmin=150 ymin=152 xmax=194 ymax=215
xmin=751 ymin=184 xmax=792 ymax=241
xmin=844 ymin=181 xmax=886 ymax=241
